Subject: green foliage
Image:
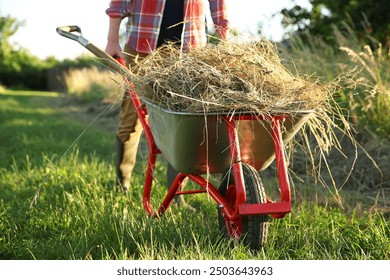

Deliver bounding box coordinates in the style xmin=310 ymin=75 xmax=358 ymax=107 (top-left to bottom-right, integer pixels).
xmin=0 ymin=15 xmax=18 ymax=58
xmin=281 ymin=0 xmax=390 ymax=47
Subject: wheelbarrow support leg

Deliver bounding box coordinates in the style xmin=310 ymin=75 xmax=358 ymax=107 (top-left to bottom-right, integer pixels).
xmin=224 ymin=116 xmax=247 ymax=210
xmin=157 ymin=173 xmax=188 ymax=215
xmin=270 ymin=117 xmax=292 ymax=218
xmin=228 ymin=115 xmax=292 ymax=218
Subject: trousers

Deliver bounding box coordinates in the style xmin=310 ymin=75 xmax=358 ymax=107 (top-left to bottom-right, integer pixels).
xmin=115 ymin=45 xmax=183 ymax=191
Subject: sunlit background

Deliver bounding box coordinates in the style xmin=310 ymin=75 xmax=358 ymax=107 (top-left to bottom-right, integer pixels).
xmin=0 ymin=0 xmax=310 ymax=59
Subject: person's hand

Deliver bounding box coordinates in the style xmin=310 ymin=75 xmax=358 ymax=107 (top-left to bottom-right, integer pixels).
xmin=216 ymin=26 xmax=230 ymax=41
xmin=105 ymin=41 xmax=125 ymax=59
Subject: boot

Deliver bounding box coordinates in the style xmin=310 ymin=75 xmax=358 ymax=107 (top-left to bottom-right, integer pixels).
xmin=115 ymin=136 xmax=126 ymax=192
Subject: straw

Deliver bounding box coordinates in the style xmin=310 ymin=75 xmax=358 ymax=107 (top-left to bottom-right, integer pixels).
xmin=128 ymin=40 xmax=330 ymax=115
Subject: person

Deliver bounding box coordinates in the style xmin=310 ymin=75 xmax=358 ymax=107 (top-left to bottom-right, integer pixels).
xmin=105 ymin=0 xmax=230 ymax=193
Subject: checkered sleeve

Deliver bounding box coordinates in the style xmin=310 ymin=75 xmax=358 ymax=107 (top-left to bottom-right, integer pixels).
xmin=208 ymin=0 xmax=230 ymax=38
xmin=106 ymin=0 xmax=132 ymax=18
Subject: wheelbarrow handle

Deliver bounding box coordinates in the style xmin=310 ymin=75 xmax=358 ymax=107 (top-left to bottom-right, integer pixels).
xmin=56 ymin=26 xmax=89 ymax=47
xmin=56 ymin=25 xmax=130 ymax=75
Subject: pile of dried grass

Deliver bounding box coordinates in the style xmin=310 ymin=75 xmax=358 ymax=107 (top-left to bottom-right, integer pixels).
xmin=126 ymin=39 xmax=351 ymax=152
xmin=129 ymin=40 xmax=330 ymax=114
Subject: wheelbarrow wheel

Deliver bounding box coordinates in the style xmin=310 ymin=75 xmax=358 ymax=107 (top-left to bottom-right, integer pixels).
xmin=218 ymin=163 xmax=269 ymax=249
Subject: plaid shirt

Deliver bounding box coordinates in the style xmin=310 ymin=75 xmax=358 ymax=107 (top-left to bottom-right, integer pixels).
xmin=106 ymin=0 xmax=230 ymax=54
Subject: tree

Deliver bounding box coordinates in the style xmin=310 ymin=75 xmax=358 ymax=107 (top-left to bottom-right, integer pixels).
xmin=281 ymin=0 xmax=390 ymax=47
xmin=0 ymin=14 xmax=58 ymax=89
xmin=0 ymin=15 xmax=23 ymax=72
xmin=0 ymin=14 xmax=101 ymax=90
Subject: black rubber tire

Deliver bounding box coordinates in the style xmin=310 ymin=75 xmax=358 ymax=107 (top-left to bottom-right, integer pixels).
xmin=218 ymin=163 xmax=269 ymax=249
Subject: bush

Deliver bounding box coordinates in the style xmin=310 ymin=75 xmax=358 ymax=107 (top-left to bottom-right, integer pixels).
xmin=0 ymin=48 xmax=54 ymax=90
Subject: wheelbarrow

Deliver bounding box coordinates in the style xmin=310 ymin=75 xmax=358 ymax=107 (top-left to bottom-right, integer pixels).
xmin=57 ymin=26 xmax=313 ymax=249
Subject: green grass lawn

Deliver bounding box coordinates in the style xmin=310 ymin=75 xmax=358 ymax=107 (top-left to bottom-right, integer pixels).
xmin=0 ymin=90 xmax=389 ymax=260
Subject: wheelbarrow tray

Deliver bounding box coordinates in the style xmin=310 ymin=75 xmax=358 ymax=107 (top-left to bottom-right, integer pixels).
xmin=144 ymin=100 xmax=313 ymax=174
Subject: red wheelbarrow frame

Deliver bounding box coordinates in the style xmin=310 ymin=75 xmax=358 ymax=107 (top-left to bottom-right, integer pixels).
xmin=127 ymin=81 xmax=291 ymax=221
